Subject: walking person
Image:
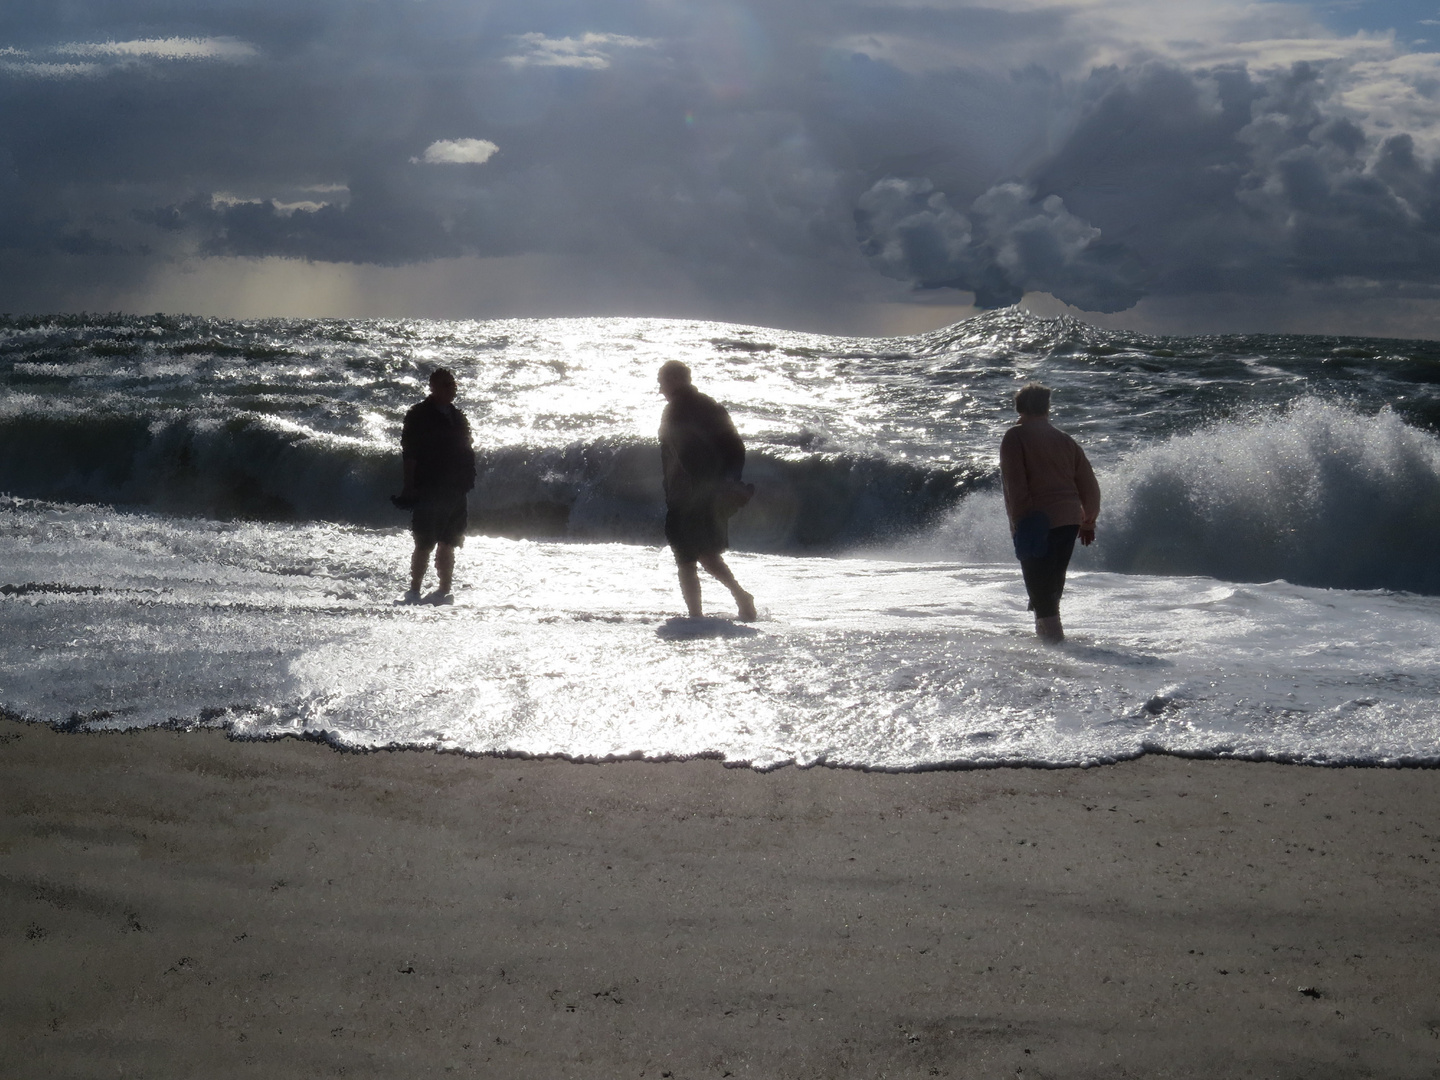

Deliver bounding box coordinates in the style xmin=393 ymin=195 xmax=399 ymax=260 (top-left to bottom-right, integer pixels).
xmin=1000 ymin=383 xmax=1100 ymax=644
xmin=395 ymin=367 xmax=476 ymax=604
xmin=657 ymin=360 xmax=757 ymax=621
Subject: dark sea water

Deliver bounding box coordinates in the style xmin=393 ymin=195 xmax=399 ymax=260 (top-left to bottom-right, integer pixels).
xmin=2 ymin=309 xmax=1438 ymax=767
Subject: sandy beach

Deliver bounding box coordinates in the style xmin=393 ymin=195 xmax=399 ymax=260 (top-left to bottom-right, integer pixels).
xmin=2 ymin=716 xmax=1437 ymax=1078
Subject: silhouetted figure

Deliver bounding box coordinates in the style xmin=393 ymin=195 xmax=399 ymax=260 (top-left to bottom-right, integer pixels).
xmin=396 ymin=368 xmax=476 ymax=604
xmin=657 ymin=360 xmax=756 ymax=621
xmin=1000 ymin=383 xmax=1100 ymax=644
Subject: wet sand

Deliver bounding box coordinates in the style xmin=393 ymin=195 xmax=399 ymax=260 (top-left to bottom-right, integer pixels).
xmin=2 ymin=716 xmax=1438 ymax=1078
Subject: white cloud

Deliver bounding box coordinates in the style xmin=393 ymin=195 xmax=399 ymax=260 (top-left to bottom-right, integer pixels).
xmin=1166 ymin=31 xmax=1396 ymax=70
xmin=209 ymin=187 xmax=345 ymax=214
xmin=0 ymin=36 xmax=256 ymax=79
xmin=271 ymin=200 xmax=328 ymax=216
xmin=502 ymin=32 xmax=657 ymax=70
xmin=0 ymin=60 xmax=101 ymax=79
xmin=1338 ymin=52 xmax=1440 ymax=156
xmin=411 ymin=138 xmax=499 ymax=165
xmin=832 ymin=1 xmax=1393 ymax=77
xmin=210 ymin=192 xmax=265 ymax=209
xmin=54 ymin=37 xmax=257 ymax=61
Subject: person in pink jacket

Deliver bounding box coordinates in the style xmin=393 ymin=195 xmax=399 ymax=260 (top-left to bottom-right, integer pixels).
xmin=999 ymin=383 xmax=1100 ymax=644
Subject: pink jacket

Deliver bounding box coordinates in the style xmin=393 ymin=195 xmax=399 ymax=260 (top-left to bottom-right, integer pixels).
xmin=1000 ymin=417 xmax=1100 ymax=532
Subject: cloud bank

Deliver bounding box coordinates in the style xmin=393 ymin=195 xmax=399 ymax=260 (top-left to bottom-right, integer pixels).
xmin=856 ymin=177 xmax=1145 ymax=312
xmin=2 ymin=0 xmax=1440 ymax=334
xmin=502 ymin=32 xmax=658 ymax=70
xmin=0 ymin=35 xmax=255 ymax=78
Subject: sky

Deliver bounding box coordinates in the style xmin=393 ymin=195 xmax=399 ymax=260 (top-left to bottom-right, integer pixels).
xmin=5 ymin=1 xmax=1440 ymax=337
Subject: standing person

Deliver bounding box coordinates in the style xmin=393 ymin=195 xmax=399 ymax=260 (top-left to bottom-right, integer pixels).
xmin=395 ymin=367 xmax=476 ymax=604
xmin=657 ymin=360 xmax=757 ymax=621
xmin=1000 ymin=382 xmax=1100 ymax=644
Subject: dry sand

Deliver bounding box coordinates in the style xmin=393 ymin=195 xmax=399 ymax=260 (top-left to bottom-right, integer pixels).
xmin=2 ymin=716 xmax=1438 ymax=1078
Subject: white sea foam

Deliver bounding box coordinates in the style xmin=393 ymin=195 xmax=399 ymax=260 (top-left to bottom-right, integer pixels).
xmin=3 ymin=498 xmax=1437 ymax=769
xmin=924 ymin=399 xmax=1440 ymax=594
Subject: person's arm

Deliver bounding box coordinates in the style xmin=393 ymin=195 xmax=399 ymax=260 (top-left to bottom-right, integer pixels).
xmin=400 ymin=408 xmax=419 ymax=498
xmin=1075 ymin=443 xmax=1100 ymax=545
xmin=458 ymin=412 xmax=477 ymax=492
xmin=713 ymin=403 xmax=745 ymax=481
xmin=659 ymin=408 xmax=688 ymax=502
xmin=999 ymin=428 xmax=1027 ymax=532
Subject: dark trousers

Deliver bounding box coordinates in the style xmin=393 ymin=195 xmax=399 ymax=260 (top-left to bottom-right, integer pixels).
xmin=1020 ymin=524 xmax=1080 ymax=619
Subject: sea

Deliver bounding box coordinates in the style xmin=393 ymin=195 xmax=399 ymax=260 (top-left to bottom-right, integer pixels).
xmin=3 ymin=308 xmax=1439 ymax=769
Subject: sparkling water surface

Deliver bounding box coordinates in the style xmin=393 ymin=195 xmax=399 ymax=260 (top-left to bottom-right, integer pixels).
xmin=3 ymin=496 xmax=1437 ymax=769
xmin=3 ymin=311 xmax=1440 ymax=767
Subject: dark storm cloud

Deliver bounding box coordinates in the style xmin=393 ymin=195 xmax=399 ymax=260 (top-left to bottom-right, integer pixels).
xmin=860 ymin=53 xmax=1440 ymax=312
xmin=4 ymin=0 xmax=1440 ymax=326
xmin=1048 ymin=57 xmax=1440 ymax=299
xmin=855 ymin=176 xmax=1147 ymax=311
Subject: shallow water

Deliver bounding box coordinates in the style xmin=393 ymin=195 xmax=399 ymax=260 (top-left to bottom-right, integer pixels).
xmin=4 ymin=498 xmax=1436 ymax=769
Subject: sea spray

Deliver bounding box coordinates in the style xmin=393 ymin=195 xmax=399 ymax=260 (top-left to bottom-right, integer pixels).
xmin=929 ymin=400 xmax=1440 ymax=594
xmin=1092 ymin=400 xmax=1440 ymax=594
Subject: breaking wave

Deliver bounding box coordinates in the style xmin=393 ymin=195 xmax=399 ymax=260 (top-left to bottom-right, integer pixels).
xmin=931 ymin=400 xmax=1440 ymax=594
xmin=0 ymin=410 xmax=982 ymax=551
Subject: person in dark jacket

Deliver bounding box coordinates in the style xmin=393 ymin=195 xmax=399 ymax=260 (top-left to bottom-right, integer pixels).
xmin=397 ymin=367 xmax=476 ymax=604
xmin=657 ymin=360 xmax=756 ymax=620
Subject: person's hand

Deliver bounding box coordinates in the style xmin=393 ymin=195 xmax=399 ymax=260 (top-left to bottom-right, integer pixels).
xmin=1079 ymin=527 xmax=1095 ymax=546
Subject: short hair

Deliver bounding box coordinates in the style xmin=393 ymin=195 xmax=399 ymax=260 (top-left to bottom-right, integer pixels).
xmin=657 ymin=360 xmax=692 ymax=385
xmin=1014 ymin=382 xmax=1051 ymax=416
xmin=429 ymin=367 xmax=457 ymax=389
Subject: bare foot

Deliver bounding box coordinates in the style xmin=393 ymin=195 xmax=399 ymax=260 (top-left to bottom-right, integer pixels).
xmin=735 ymin=591 xmax=757 ymax=621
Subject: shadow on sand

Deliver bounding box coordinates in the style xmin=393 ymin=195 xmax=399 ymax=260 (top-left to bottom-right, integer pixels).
xmin=656 ymin=616 xmax=761 ymax=641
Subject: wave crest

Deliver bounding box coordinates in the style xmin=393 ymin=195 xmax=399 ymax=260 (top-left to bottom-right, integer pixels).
xmin=932 ymin=400 xmax=1440 ymax=594
xmin=1098 ymin=400 xmax=1440 ymax=593
xmin=0 ymin=410 xmax=981 ymax=551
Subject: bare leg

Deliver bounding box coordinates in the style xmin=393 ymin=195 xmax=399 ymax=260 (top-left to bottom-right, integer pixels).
xmin=410 ymin=542 xmax=435 ymax=593
xmin=435 ymin=543 xmax=455 ymax=595
xmin=675 ymin=558 xmax=703 ymax=617
xmin=698 ymin=554 xmax=756 ymax=621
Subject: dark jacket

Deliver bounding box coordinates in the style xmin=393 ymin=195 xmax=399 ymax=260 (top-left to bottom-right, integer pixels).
xmin=401 ymin=397 xmax=476 ymax=498
xmin=659 ymin=386 xmax=744 ymax=507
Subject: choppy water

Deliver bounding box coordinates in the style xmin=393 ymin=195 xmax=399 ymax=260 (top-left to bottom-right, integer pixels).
xmin=3 ymin=310 xmax=1439 ymax=767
